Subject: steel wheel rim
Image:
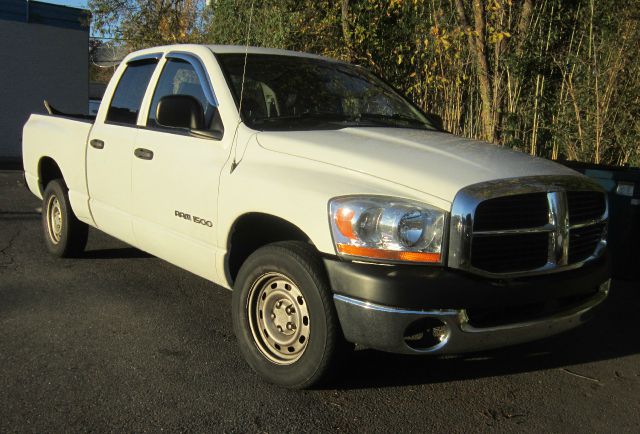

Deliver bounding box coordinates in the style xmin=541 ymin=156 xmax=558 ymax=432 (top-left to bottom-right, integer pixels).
xmin=46 ymin=194 xmax=63 ymax=244
xmin=247 ymin=272 xmax=310 ymax=365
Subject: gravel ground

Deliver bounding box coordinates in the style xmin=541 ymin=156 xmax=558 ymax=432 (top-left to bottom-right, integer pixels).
xmin=1 ymin=169 xmax=639 ymax=432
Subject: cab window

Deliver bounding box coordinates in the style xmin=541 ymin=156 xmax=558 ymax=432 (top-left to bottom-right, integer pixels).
xmin=147 ymin=58 xmax=218 ymax=130
xmin=106 ymin=60 xmax=157 ymax=125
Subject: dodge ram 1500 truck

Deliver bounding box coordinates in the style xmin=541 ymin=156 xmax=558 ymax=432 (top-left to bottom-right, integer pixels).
xmin=22 ymin=44 xmax=611 ymax=388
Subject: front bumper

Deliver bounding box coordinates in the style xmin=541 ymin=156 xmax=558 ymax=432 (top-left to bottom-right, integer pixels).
xmin=334 ymin=281 xmax=608 ymax=354
xmin=326 ymin=255 xmax=611 ymax=355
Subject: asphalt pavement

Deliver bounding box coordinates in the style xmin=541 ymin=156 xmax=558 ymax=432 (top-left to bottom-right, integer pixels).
xmin=1 ymin=169 xmax=639 ymax=432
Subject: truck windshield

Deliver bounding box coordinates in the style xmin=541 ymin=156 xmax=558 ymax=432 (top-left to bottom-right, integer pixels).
xmin=216 ymin=53 xmax=435 ymax=131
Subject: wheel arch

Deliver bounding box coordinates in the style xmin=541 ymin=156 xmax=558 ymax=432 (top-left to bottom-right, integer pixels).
xmin=225 ymin=212 xmax=318 ymax=286
xmin=37 ymin=156 xmax=65 ymax=195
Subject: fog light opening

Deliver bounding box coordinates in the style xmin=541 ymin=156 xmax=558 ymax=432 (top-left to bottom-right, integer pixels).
xmin=403 ymin=318 xmax=449 ymax=350
xmin=599 ymin=279 xmax=611 ymax=295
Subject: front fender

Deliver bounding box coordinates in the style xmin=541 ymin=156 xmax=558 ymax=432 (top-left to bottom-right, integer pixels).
xmin=217 ymin=137 xmax=451 ymax=257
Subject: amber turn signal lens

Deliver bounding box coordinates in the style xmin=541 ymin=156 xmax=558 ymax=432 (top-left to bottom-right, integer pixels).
xmin=335 ymin=208 xmax=356 ymax=239
xmin=336 ymin=244 xmax=441 ymax=263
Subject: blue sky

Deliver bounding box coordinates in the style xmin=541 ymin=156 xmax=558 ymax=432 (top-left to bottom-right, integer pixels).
xmin=41 ymin=0 xmax=89 ymax=9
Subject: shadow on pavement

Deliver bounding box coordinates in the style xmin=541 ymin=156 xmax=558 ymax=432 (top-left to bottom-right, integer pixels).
xmin=331 ymin=279 xmax=639 ymax=390
xmin=0 ymin=211 xmax=40 ymax=221
xmin=83 ymin=247 xmax=151 ymax=259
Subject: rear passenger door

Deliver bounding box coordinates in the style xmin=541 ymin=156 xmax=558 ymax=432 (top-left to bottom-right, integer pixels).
xmin=87 ymin=57 xmax=159 ymax=244
xmin=131 ymin=53 xmax=230 ymax=281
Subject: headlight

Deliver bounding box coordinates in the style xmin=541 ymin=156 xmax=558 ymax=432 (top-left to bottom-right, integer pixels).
xmin=329 ymin=196 xmax=447 ymax=264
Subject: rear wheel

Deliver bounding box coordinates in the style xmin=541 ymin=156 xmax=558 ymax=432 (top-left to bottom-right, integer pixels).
xmin=42 ymin=179 xmax=88 ymax=257
xmin=232 ymin=241 xmax=351 ymax=388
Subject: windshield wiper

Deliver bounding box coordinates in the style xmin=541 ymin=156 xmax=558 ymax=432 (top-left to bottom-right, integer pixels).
xmin=251 ymin=112 xmax=430 ymax=131
xmin=252 ymin=112 xmax=352 ymax=124
xmin=357 ymin=112 xmax=428 ymax=127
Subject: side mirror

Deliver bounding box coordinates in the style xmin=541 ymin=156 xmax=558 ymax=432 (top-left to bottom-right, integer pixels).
xmin=156 ymin=95 xmax=224 ymax=140
xmin=425 ymin=113 xmax=445 ymax=131
xmin=157 ymin=95 xmax=205 ymax=130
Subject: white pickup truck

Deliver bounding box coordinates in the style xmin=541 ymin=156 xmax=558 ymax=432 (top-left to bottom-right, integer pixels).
xmin=23 ymin=44 xmax=611 ymax=388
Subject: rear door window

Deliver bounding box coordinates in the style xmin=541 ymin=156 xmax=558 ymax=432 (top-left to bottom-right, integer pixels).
xmin=106 ymin=60 xmax=158 ymax=125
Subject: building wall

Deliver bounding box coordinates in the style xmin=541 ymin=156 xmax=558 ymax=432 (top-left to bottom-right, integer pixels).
xmin=0 ymin=19 xmax=88 ymax=160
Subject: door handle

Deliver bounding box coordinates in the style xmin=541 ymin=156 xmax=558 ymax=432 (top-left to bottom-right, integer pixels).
xmin=134 ymin=148 xmax=154 ymax=160
xmin=90 ymin=139 xmax=104 ymax=149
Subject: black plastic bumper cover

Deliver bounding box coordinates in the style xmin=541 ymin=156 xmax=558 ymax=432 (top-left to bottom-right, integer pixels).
xmin=324 ymin=254 xmax=611 ymax=354
xmin=323 ymin=253 xmax=611 ymax=310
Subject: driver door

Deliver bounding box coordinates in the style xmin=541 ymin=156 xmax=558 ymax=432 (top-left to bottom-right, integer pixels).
xmin=131 ymin=54 xmax=230 ymax=281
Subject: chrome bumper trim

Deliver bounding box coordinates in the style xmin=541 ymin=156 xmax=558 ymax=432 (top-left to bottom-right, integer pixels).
xmin=333 ymin=279 xmax=610 ymax=355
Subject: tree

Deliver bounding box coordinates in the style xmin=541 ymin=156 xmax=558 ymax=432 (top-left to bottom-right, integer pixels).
xmin=453 ymin=0 xmax=493 ymax=141
xmin=90 ymin=0 xmax=640 ymax=166
xmin=90 ymin=0 xmax=207 ymax=49
xmin=204 ymin=0 xmax=295 ymax=49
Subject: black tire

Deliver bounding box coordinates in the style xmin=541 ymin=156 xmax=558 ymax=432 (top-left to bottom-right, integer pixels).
xmin=42 ymin=179 xmax=88 ymax=257
xmin=232 ymin=241 xmax=351 ymax=389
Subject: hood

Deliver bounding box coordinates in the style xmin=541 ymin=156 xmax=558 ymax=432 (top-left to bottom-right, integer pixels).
xmin=255 ymin=127 xmax=577 ymax=202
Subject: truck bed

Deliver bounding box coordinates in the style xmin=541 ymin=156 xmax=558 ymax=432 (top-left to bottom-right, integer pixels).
xmin=22 ymin=113 xmax=93 ymax=222
xmin=44 ymin=100 xmax=96 ymax=122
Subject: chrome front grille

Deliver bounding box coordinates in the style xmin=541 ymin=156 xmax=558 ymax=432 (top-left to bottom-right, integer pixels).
xmin=470 ymin=232 xmax=549 ymax=273
xmin=448 ymin=176 xmax=608 ymax=277
xmin=474 ymin=193 xmax=549 ymax=231
xmin=569 ymin=222 xmax=607 ymax=263
xmin=567 ymin=191 xmax=607 ymax=225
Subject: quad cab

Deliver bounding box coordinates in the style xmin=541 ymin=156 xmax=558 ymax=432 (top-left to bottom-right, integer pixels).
xmin=23 ymin=45 xmax=611 ymax=388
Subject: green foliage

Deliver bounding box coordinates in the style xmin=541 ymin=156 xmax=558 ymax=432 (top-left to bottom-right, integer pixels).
xmin=205 ymin=0 xmax=294 ymax=48
xmin=89 ymin=0 xmax=208 ymax=49
xmin=90 ymin=0 xmax=640 ymax=166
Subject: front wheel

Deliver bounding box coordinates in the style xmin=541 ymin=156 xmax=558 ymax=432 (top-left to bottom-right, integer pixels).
xmin=42 ymin=179 xmax=88 ymax=257
xmin=232 ymin=241 xmax=350 ymax=388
